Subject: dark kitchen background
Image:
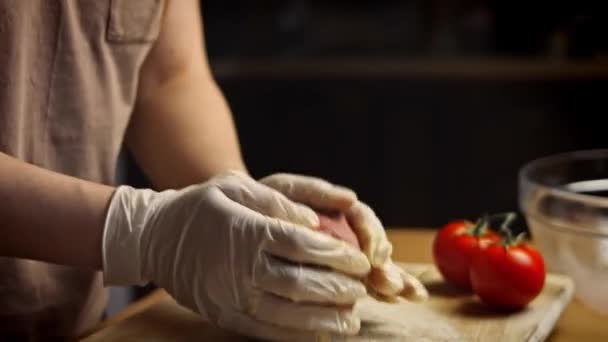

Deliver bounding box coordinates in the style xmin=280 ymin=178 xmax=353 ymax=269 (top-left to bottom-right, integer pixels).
xmin=125 ymin=1 xmax=608 ymax=231
xmin=113 ymin=0 xmax=608 ymax=314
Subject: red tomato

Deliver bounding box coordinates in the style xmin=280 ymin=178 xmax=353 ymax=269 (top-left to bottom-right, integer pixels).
xmin=432 ymin=218 xmax=500 ymax=290
xmin=470 ymin=242 xmax=545 ymax=310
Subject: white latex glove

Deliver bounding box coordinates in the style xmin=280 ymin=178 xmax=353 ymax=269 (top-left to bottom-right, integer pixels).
xmin=102 ymin=172 xmax=371 ymax=341
xmin=260 ymin=173 xmax=428 ymax=301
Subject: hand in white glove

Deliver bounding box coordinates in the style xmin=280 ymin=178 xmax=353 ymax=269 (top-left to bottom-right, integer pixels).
xmin=260 ymin=173 xmax=428 ymax=301
xmin=102 ymin=172 xmax=371 ymax=341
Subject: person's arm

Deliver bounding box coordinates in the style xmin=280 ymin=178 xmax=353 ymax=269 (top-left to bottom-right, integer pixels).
xmin=126 ymin=0 xmax=245 ymax=190
xmin=0 ymin=1 xmax=241 ymax=268
xmin=0 ymin=151 xmax=371 ymax=338
xmin=0 ymin=152 xmax=113 ymax=270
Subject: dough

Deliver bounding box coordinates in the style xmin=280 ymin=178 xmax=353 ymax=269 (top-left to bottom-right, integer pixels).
xmin=317 ymin=211 xmax=360 ymax=249
xmin=332 ymin=297 xmax=462 ymax=341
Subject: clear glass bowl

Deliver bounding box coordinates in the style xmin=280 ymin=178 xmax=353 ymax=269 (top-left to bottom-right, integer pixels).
xmin=519 ymin=149 xmax=608 ymax=315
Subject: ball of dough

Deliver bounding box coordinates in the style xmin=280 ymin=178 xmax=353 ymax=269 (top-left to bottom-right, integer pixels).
xmin=316 ymin=211 xmax=360 ymax=249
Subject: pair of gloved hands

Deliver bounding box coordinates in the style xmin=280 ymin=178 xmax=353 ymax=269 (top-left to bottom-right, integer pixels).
xmin=102 ymin=171 xmax=427 ymax=341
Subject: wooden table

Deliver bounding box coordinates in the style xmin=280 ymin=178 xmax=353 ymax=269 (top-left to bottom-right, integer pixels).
xmin=84 ymin=229 xmax=608 ymax=341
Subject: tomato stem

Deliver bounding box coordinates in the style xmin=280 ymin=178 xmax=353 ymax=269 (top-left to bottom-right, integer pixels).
xmin=513 ymin=232 xmax=527 ymax=245
xmin=501 ymin=228 xmax=515 ymax=247
xmin=471 ymin=214 xmax=489 ymax=236
xmin=500 ymin=212 xmax=517 ymax=232
xmin=488 ymin=212 xmax=517 ymax=232
xmin=497 ymin=214 xmax=527 ymax=248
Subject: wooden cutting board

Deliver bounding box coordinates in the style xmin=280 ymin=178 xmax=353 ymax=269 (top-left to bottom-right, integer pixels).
xmin=83 ymin=263 xmax=574 ymax=341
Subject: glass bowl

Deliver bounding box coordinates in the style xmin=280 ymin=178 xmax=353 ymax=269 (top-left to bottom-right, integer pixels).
xmin=519 ymin=149 xmax=608 ymax=315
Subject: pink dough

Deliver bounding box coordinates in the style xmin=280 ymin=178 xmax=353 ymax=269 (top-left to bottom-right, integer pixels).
xmin=316 ymin=211 xmax=360 ymax=249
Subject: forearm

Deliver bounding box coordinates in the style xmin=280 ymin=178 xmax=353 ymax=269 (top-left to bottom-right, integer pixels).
xmin=0 ymin=152 xmax=114 ymax=269
xmin=125 ymin=0 xmax=246 ymax=190
xmin=127 ymin=74 xmax=246 ymax=189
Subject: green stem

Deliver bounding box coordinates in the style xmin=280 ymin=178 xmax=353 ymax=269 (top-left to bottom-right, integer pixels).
xmin=501 ymin=226 xmax=527 ymax=247
xmin=471 ymin=213 xmax=489 ymax=236
xmin=513 ymin=232 xmax=527 ymax=245
xmin=488 ymin=212 xmax=517 ymax=232
xmin=501 ymin=228 xmax=515 ymax=247
xmin=500 ymin=212 xmax=517 ymax=233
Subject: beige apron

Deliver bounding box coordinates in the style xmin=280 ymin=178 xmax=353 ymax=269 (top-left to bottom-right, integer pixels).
xmin=0 ymin=0 xmax=164 ymax=338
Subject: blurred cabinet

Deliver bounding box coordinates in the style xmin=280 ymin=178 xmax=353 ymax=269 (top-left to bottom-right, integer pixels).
xmin=199 ymin=0 xmax=608 ymax=229
xmin=219 ymin=76 xmax=607 ymax=229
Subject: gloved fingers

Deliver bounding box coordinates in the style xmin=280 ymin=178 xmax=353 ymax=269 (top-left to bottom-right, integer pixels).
xmin=260 ymin=173 xmax=357 ymax=212
xmin=398 ymin=266 xmax=429 ymax=301
xmin=367 ymin=262 xmax=406 ymax=298
xmin=218 ymin=172 xmax=319 ymax=228
xmin=262 ymin=219 xmax=371 ymax=277
xmin=250 ymin=292 xmax=360 ymax=335
xmin=367 ymin=261 xmax=429 ymax=301
xmin=218 ymin=311 xmax=326 ymax=342
xmin=346 ymin=202 xmax=393 ymax=267
xmin=255 ymin=253 xmax=367 ymax=305
xmin=206 ymin=186 xmax=371 ymax=277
